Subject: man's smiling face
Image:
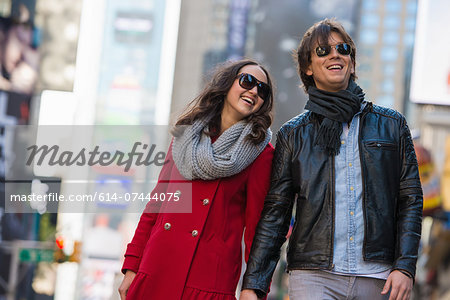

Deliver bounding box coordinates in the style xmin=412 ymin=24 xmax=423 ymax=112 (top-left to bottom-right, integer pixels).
xmin=306 ymin=31 xmax=355 ymax=92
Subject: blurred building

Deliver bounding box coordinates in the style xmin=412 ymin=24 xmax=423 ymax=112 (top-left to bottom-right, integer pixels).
xmin=173 ymin=0 xmax=422 ymax=132
xmin=2 ymin=0 xmax=450 ymax=299
xmin=356 ymin=0 xmax=418 ymax=111
xmin=171 ymin=0 xmax=361 ymax=132
xmin=410 ymin=0 xmax=450 ymax=177
xmin=34 ymin=0 xmax=81 ymax=93
xmin=170 ymin=0 xmax=255 ymax=124
xmin=169 ymin=0 xmax=215 ymax=122
xmin=250 ymin=0 xmax=360 ymax=131
xmin=409 ymin=0 xmax=450 ymax=297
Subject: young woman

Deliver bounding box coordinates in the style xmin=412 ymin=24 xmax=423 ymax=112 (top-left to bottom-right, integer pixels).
xmin=118 ymin=59 xmax=275 ymax=300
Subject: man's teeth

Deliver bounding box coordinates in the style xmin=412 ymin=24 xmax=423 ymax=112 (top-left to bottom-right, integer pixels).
xmin=328 ymin=65 xmax=342 ymax=70
xmin=242 ymin=97 xmax=254 ymax=105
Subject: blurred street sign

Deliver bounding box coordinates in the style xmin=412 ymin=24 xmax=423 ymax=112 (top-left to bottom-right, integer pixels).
xmin=0 ymin=240 xmax=55 ymax=300
xmin=19 ymin=248 xmax=54 ymax=262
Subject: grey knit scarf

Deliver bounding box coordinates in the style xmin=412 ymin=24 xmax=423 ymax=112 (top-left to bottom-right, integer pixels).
xmin=172 ymin=118 xmax=272 ymax=180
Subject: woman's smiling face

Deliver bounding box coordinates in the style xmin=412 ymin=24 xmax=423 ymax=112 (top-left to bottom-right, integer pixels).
xmin=222 ymin=64 xmax=267 ymax=124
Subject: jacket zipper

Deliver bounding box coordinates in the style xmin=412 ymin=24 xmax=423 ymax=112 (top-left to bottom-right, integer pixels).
xmin=330 ymin=154 xmax=335 ymax=269
xmin=358 ymin=105 xmax=370 ymax=260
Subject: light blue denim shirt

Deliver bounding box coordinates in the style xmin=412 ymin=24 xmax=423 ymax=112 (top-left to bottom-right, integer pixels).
xmin=332 ymin=103 xmax=391 ymax=275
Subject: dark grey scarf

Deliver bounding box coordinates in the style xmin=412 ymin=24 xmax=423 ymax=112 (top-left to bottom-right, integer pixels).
xmin=305 ymin=80 xmax=365 ymax=156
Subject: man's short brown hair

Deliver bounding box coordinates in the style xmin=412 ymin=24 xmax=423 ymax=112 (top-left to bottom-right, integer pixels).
xmin=294 ymin=18 xmax=357 ymax=92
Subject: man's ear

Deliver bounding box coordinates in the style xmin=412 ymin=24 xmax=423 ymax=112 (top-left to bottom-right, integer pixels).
xmin=351 ymin=60 xmax=355 ymax=74
xmin=306 ymin=65 xmax=313 ymax=76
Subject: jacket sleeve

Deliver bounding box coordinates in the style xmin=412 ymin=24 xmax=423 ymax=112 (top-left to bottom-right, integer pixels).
xmin=242 ymin=129 xmax=296 ymax=297
xmin=121 ymin=142 xmax=174 ymax=274
xmin=244 ymin=145 xmax=275 ymax=263
xmin=393 ymin=118 xmax=423 ymax=278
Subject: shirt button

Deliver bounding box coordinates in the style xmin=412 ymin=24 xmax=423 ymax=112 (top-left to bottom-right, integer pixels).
xmin=202 ymin=198 xmax=209 ymax=206
xmin=350 ymin=186 xmax=354 ymax=191
xmin=350 ymin=236 xmax=353 ymax=241
xmin=348 ymin=163 xmax=352 ymax=167
xmin=164 ymin=223 xmax=171 ymax=230
xmin=191 ymin=230 xmax=199 ymax=237
xmin=350 ymin=211 xmax=354 ymax=216
xmin=341 ymin=140 xmax=345 ymax=145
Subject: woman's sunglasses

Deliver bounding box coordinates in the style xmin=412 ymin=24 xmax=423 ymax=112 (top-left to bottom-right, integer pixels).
xmin=315 ymin=43 xmax=352 ymax=57
xmin=237 ymin=73 xmax=271 ymax=101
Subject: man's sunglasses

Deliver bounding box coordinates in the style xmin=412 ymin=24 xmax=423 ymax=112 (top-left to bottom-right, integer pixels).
xmin=315 ymin=43 xmax=352 ymax=57
xmin=237 ymin=73 xmax=271 ymax=101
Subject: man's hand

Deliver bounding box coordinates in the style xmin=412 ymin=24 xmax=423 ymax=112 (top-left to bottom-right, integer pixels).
xmin=118 ymin=270 xmax=137 ymax=300
xmin=381 ymin=270 xmax=413 ymax=300
xmin=239 ymin=289 xmax=259 ymax=300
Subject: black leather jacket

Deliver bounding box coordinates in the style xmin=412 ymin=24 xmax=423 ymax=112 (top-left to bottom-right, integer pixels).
xmin=242 ymin=103 xmax=423 ymax=297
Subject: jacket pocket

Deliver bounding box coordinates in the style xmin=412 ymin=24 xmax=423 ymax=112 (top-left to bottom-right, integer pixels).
xmin=365 ymin=140 xmax=398 ymax=151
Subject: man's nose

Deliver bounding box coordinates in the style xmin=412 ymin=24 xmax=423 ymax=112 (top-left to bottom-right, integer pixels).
xmin=329 ymin=46 xmax=340 ymax=57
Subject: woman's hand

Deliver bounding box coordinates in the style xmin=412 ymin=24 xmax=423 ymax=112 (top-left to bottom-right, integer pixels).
xmin=118 ymin=270 xmax=137 ymax=300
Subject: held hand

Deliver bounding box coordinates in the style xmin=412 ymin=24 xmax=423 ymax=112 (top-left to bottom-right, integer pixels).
xmin=381 ymin=270 xmax=413 ymax=300
xmin=239 ymin=289 xmax=259 ymax=300
xmin=118 ymin=270 xmax=137 ymax=300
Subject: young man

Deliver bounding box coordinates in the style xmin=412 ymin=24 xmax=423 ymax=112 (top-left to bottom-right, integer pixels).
xmin=240 ymin=19 xmax=422 ymax=300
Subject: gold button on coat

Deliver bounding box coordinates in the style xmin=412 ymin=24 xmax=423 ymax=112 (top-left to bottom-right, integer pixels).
xmin=202 ymin=199 xmax=209 ymax=206
xmin=164 ymin=223 xmax=171 ymax=230
xmin=191 ymin=230 xmax=198 ymax=237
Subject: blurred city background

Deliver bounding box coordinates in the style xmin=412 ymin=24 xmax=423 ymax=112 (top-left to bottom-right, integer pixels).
xmin=0 ymin=0 xmax=450 ymax=299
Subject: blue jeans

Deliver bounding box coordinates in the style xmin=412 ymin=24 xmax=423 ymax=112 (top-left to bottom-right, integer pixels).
xmin=289 ymin=270 xmax=390 ymax=300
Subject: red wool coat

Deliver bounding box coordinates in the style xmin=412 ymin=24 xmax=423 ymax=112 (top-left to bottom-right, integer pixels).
xmin=122 ymin=142 xmax=274 ymax=300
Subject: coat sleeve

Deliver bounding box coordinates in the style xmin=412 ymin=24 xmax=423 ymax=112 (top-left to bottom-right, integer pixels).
xmin=242 ymin=129 xmax=296 ymax=298
xmin=121 ymin=142 xmax=174 ymax=274
xmin=393 ymin=118 xmax=423 ymax=278
xmin=244 ymin=144 xmax=275 ymax=262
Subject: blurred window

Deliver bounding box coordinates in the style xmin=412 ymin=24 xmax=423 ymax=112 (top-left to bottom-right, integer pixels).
xmin=359 ymin=79 xmax=371 ymax=90
xmin=405 ymin=17 xmax=416 ymax=31
xmin=383 ymin=31 xmax=399 ymax=44
xmin=360 ymin=29 xmax=378 ymax=44
xmin=407 ymin=1 xmax=418 ymax=14
xmin=381 ymin=47 xmax=398 ymax=61
xmin=358 ymin=63 xmax=372 ymax=72
xmin=382 ymin=80 xmax=395 ymax=93
xmin=383 ymin=64 xmax=395 ymax=77
xmin=360 ymin=46 xmax=374 ymax=57
xmin=362 ymin=0 xmax=378 ymax=11
xmin=376 ymin=94 xmax=395 ymax=107
xmin=362 ymin=14 xmax=379 ymax=27
xmin=404 ymin=32 xmax=415 ymax=46
xmin=384 ymin=16 xmax=400 ymax=29
xmin=385 ymin=1 xmax=402 ymax=13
